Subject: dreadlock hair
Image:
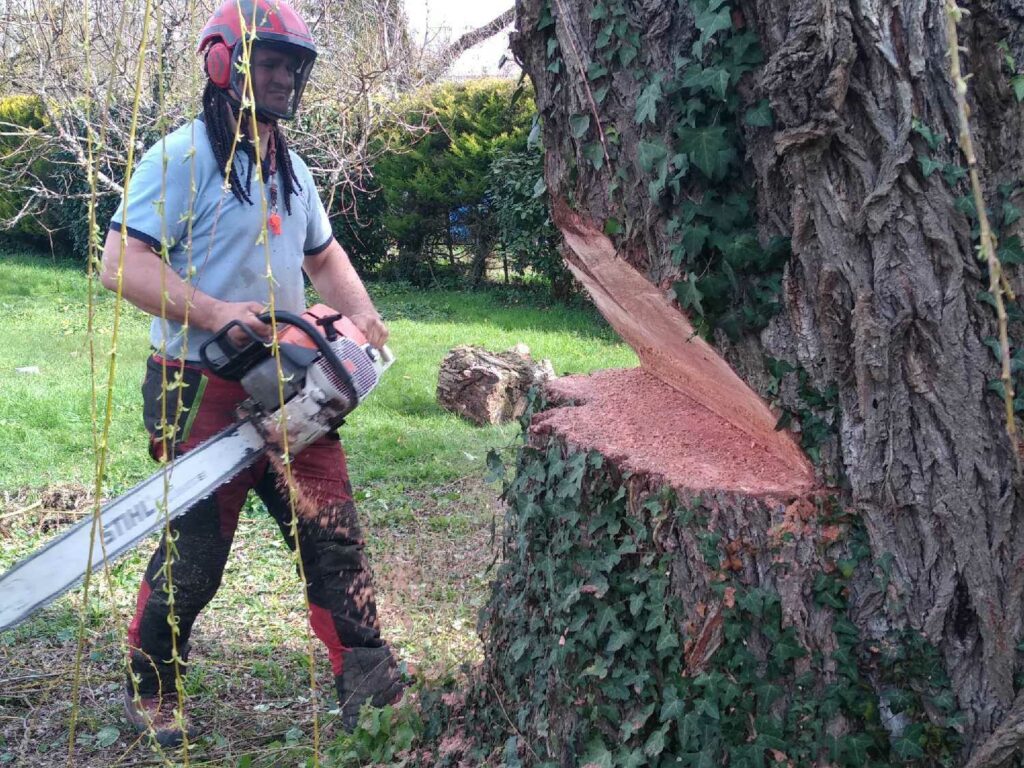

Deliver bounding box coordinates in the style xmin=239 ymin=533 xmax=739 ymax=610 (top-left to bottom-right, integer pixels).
xmin=201 ymin=81 xmax=302 ymax=215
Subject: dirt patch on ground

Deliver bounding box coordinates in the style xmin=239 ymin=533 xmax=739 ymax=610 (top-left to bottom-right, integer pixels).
xmin=0 ymin=483 xmax=94 ymax=542
xmin=0 ymin=475 xmax=501 ymax=766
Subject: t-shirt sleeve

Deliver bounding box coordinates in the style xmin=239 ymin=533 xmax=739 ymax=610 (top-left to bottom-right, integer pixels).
xmin=109 ymin=136 xmax=195 ymax=250
xmin=301 ymin=163 xmax=334 ymax=256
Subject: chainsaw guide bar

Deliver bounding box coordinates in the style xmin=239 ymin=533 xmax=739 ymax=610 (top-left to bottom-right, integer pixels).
xmin=0 ymin=420 xmax=267 ymax=632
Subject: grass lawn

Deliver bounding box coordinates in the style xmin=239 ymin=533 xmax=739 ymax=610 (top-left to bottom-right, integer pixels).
xmin=0 ymin=250 xmax=636 ymax=766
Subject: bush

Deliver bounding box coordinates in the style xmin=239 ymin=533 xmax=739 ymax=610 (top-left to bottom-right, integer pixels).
xmin=489 ymin=144 xmax=572 ymax=299
xmin=369 ymin=79 xmax=536 ymax=284
xmin=0 ymin=96 xmax=140 ymax=262
xmin=0 ymin=95 xmax=53 ymax=242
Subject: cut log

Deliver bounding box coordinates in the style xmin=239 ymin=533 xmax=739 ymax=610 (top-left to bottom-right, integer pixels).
xmin=436 ymin=345 xmax=555 ymax=426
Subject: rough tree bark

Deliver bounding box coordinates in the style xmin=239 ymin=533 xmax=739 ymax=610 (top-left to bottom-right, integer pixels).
xmin=502 ymin=0 xmax=1024 ymax=760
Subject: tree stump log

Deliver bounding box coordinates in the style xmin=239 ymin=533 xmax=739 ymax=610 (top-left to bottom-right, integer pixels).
xmin=436 ymin=345 xmax=555 ymax=426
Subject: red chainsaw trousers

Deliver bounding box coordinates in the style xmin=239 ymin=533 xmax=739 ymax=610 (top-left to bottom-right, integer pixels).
xmin=126 ymin=355 xmax=389 ymax=698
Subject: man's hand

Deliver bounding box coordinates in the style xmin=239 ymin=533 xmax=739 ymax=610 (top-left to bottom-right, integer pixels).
xmin=203 ymin=300 xmax=272 ymax=346
xmin=349 ymin=312 xmax=389 ymax=349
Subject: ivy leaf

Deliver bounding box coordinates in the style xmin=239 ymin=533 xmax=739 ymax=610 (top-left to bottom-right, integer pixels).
xmin=582 ymin=141 xmax=605 ymax=170
xmin=508 ymin=636 xmax=530 ymax=662
xmin=892 ymin=736 xmax=925 ymax=760
xmin=725 ymin=30 xmax=763 ymax=67
xmin=504 ymin=737 xmax=523 ymax=768
xmin=681 ymin=65 xmax=731 ymax=101
xmin=977 ymin=290 xmax=998 ymax=308
xmin=656 ymin=626 xmax=680 ymax=652
xmin=635 ymin=76 xmax=664 ymax=125
xmin=941 ymin=163 xmax=967 ymax=187
xmin=683 ymin=223 xmax=710 ymax=258
xmin=677 ymin=125 xmax=735 ymax=180
xmin=672 ymin=274 xmax=705 ymax=316
xmin=629 ymin=592 xmax=645 ymax=615
xmin=917 ymin=155 xmax=942 ymax=178
xmin=644 ymin=725 xmax=668 ymax=757
xmin=912 ymin=118 xmax=942 ymax=150
xmin=744 ymin=99 xmax=773 ymax=127
xmin=570 ymin=113 xmax=591 ymax=139
xmin=984 ymin=337 xmax=1003 ymax=361
xmin=773 ymin=636 xmax=807 ymax=662
xmin=1004 ymin=200 xmax=1022 ymax=227
xmin=618 ymin=44 xmax=638 ymax=68
xmin=840 ymin=733 xmax=874 ymax=765
xmin=580 ymin=736 xmax=613 ymax=768
xmin=695 ymin=698 xmax=720 ymax=721
xmin=989 ymin=379 xmax=1008 ymax=400
xmin=1000 ymin=235 xmax=1024 ymax=264
xmin=660 ymin=696 xmax=686 ymax=721
xmin=532 ymin=176 xmax=547 ymax=199
xmin=637 ymin=139 xmax=668 ymax=173
xmin=694 ymin=1 xmax=733 ymax=47
xmin=1013 ymin=74 xmax=1024 ymax=102
xmin=606 ymin=628 xmax=634 ymax=653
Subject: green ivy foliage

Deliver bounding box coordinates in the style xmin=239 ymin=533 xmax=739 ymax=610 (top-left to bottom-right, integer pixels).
xmin=0 ymin=97 xmax=148 ymax=262
xmin=546 ymin=0 xmax=790 ymax=340
xmin=464 ymin=429 xmax=964 ymax=767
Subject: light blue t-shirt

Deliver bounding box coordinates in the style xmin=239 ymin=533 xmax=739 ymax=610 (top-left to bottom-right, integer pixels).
xmin=110 ymin=118 xmax=334 ymax=360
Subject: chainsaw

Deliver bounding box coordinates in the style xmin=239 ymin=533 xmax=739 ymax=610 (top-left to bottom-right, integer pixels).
xmin=0 ymin=304 xmax=393 ymax=632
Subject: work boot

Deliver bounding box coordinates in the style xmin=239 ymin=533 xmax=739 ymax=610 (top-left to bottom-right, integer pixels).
xmin=335 ymin=645 xmax=407 ymax=731
xmin=123 ymin=691 xmax=198 ymax=747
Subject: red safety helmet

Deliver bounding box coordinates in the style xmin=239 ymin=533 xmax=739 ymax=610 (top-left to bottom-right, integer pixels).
xmin=198 ymin=0 xmax=317 ymax=120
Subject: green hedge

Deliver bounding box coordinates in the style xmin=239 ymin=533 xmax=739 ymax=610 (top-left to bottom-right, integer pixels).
xmin=369 ymin=79 xmax=539 ymax=285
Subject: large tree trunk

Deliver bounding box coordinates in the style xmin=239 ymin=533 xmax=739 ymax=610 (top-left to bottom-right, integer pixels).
xmin=748 ymin=0 xmax=1024 ymax=743
xmin=481 ymin=0 xmax=1024 ymax=761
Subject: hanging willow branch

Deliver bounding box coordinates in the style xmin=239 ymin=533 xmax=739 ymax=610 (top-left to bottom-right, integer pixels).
xmin=944 ymin=0 xmax=1018 ymax=450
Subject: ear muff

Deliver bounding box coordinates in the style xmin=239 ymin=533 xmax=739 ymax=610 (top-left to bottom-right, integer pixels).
xmin=205 ymin=42 xmax=233 ymax=89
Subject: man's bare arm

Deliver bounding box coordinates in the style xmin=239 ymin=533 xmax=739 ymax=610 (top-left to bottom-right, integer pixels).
xmin=303 ymin=240 xmax=388 ymax=348
xmin=100 ymin=229 xmax=270 ymax=337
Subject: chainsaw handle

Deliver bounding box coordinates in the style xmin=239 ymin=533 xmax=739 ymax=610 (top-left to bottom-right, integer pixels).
xmin=198 ymin=320 xmax=271 ymax=380
xmin=199 ymin=311 xmax=357 ymax=409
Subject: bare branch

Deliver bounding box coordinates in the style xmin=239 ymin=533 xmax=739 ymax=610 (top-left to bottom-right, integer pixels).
xmin=436 ymin=6 xmax=514 ymax=68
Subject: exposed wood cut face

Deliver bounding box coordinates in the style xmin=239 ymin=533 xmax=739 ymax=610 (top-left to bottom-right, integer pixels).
xmin=535 ymin=368 xmax=815 ymax=499
xmin=548 ymin=197 xmax=815 ymax=495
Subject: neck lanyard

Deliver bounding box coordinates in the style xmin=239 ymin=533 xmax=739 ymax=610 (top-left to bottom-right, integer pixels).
xmin=266 ymin=130 xmax=281 ymax=236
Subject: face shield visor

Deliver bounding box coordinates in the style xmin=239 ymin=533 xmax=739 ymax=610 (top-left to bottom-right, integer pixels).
xmin=231 ymin=40 xmax=316 ymax=121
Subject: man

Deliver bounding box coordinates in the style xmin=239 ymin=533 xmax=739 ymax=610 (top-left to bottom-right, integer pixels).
xmin=101 ymin=0 xmax=404 ymax=746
